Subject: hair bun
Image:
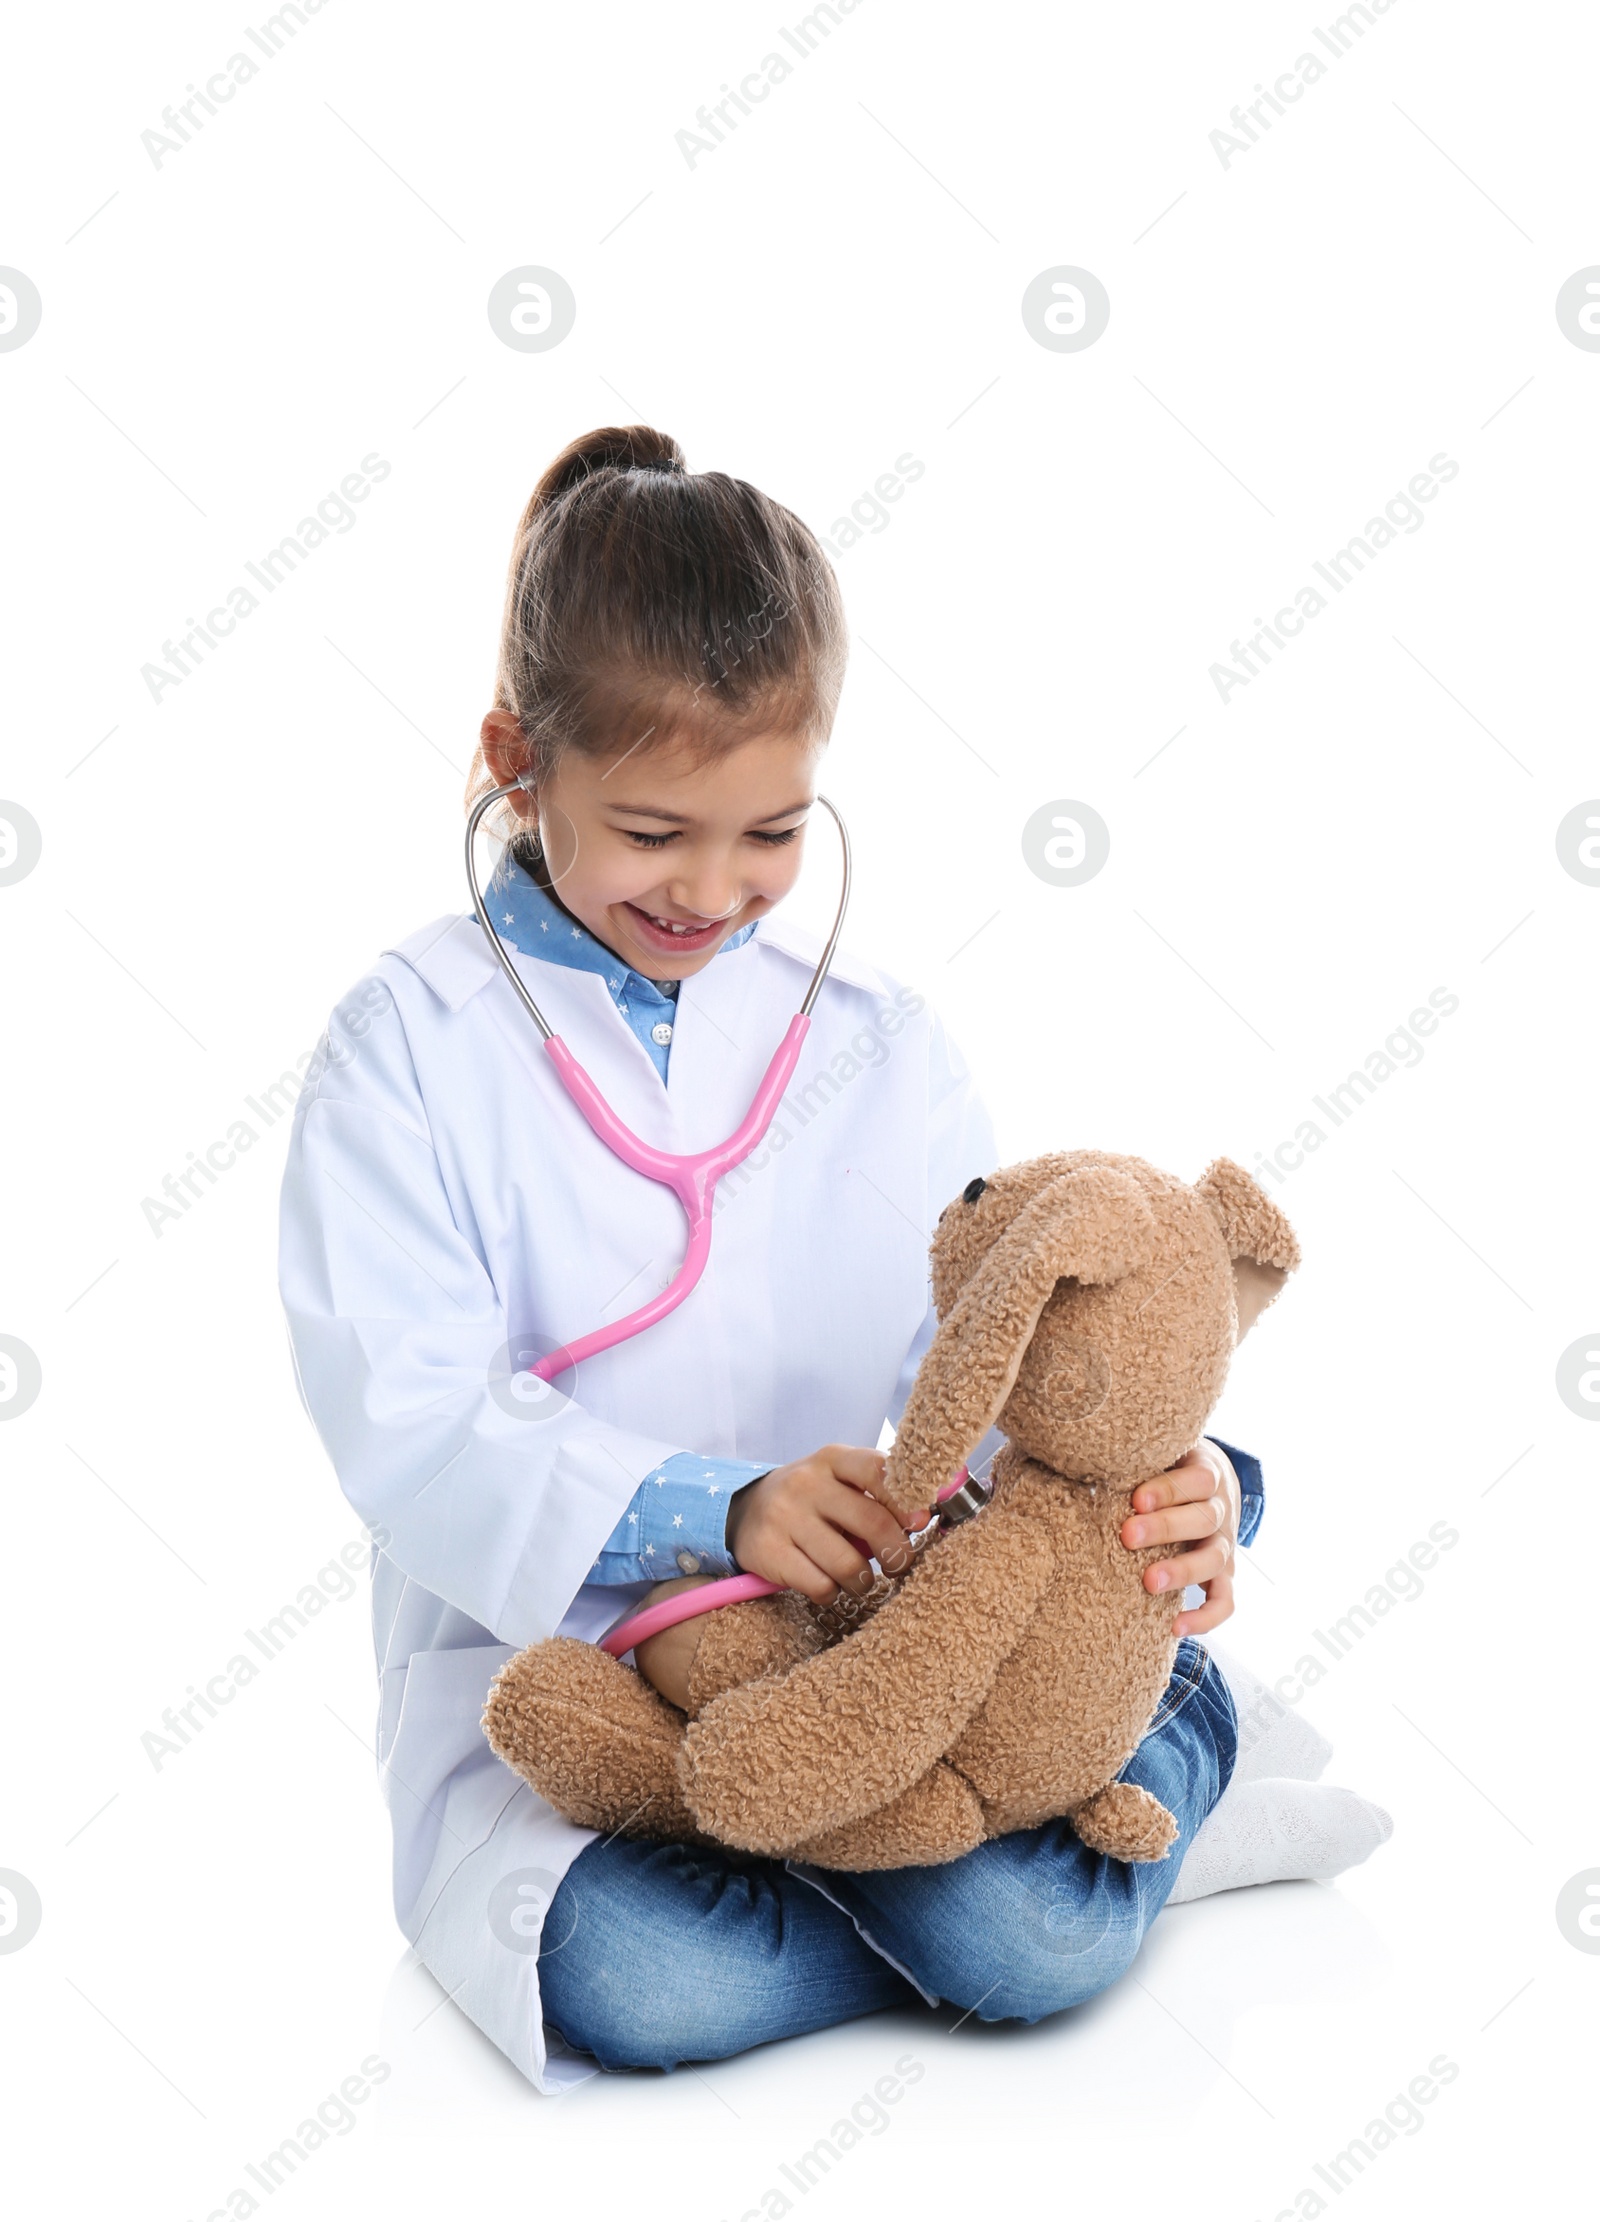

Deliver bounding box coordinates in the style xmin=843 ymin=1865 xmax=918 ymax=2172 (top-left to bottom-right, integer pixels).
xmin=526 ymin=425 xmax=686 ymax=518
xmin=481 ymin=422 xmax=847 ymax=832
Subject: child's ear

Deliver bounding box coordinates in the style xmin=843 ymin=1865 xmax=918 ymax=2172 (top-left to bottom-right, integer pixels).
xmin=1195 ymin=1158 xmax=1302 ymax=1340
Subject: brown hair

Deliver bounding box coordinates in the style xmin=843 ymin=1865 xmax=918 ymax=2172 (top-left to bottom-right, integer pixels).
xmin=466 ymin=425 xmax=847 ymax=834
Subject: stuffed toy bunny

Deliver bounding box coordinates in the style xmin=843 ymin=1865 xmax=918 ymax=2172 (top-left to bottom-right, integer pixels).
xmin=484 ymin=1151 xmax=1300 ymax=1869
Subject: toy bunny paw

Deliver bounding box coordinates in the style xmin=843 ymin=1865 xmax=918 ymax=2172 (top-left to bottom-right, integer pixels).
xmin=483 ymin=1638 xmax=713 ymax=1845
xmin=1070 ymin=1779 xmax=1179 ymax=1863
xmin=792 ymin=1762 xmax=988 ymax=1872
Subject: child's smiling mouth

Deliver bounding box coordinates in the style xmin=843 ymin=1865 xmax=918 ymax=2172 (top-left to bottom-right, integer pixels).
xmin=621 ymin=902 xmax=735 ymax=954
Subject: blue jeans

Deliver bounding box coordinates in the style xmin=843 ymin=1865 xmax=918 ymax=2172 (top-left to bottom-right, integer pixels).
xmin=539 ymin=1637 xmax=1236 ymax=2071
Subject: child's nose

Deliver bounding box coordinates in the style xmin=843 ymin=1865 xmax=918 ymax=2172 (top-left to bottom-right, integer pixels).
xmin=669 ymin=868 xmax=742 ymax=920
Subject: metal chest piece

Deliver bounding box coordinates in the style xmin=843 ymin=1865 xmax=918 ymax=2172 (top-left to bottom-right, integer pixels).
xmin=934 ymin=1470 xmax=992 ymax=1528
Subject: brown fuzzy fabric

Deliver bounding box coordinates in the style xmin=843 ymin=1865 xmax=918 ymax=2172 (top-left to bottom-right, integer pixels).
xmin=1196 ymin=1156 xmax=1303 ymax=1276
xmin=793 ymin=1762 xmax=987 ymax=1868
xmin=1071 ymin=1780 xmax=1180 ymax=1862
xmin=483 ymin=1637 xmax=718 ymax=1844
xmin=481 ymin=1151 xmax=1299 ymax=1871
xmin=678 ymin=1506 xmax=1057 ymax=1853
xmin=685 ymin=1589 xmax=827 ymax=1714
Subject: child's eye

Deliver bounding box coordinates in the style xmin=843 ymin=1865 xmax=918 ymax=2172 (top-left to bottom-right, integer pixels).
xmin=619 ymin=824 xmax=801 ymax=850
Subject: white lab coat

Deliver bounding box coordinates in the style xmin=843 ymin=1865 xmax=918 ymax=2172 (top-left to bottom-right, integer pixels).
xmin=277 ymin=904 xmax=996 ymax=2089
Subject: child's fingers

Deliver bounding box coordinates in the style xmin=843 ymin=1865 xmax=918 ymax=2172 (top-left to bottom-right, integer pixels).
xmin=1134 ymin=1443 xmax=1238 ymax=1518
xmin=823 ymin=1444 xmax=892 ymax=1493
xmin=1173 ymin=1572 xmax=1234 ymax=1635
xmin=794 ymin=1517 xmax=877 ymax=1599
xmin=821 ymin=1483 xmax=918 ymax=1573
xmin=1130 ymin=1451 xmax=1223 ymax=1514
xmin=1146 ymin=1533 xmax=1232 ymax=1592
xmin=1121 ymin=1496 xmax=1228 ymax=1551
xmin=756 ymin=1538 xmax=851 ymax=1606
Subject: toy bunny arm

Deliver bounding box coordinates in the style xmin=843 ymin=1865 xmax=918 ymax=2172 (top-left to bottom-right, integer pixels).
xmin=677 ymin=1505 xmax=1056 ymax=1856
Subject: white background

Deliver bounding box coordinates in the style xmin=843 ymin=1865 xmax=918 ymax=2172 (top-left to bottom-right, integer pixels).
xmin=2 ymin=0 xmax=1594 ymax=2213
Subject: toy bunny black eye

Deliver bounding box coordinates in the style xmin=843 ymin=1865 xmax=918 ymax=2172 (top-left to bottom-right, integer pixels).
xmin=962 ymin=1177 xmax=988 ymax=1205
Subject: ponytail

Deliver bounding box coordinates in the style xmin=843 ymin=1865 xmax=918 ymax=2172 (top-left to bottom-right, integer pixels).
xmin=467 ymin=425 xmax=846 ymax=838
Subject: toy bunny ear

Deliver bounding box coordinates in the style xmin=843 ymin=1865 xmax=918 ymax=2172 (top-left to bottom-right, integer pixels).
xmin=1196 ymin=1157 xmax=1302 ymax=1340
xmin=880 ymin=1165 xmax=1157 ymax=1523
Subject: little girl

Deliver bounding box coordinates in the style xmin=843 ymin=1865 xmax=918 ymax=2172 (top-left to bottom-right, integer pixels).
xmin=278 ymin=425 xmax=1389 ymax=2090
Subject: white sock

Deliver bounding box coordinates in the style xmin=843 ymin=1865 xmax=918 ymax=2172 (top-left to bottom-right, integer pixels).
xmin=1166 ymin=1776 xmax=1394 ymax=1904
xmin=1205 ymin=1644 xmax=1333 ymax=1785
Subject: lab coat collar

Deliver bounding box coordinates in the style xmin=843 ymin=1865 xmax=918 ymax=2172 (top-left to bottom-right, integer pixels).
xmin=386 ymin=903 xmax=892 ymax=1014
xmin=383 ymin=909 xmax=852 ymax=1165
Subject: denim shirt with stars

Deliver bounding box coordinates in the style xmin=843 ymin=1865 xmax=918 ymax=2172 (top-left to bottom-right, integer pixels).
xmin=486 ymin=848 xmax=769 ymax=1580
xmin=487 ymin=846 xmax=756 ymax=1083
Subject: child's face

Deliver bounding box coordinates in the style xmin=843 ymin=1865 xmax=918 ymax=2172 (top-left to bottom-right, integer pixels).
xmin=485 ymin=716 xmax=823 ymax=981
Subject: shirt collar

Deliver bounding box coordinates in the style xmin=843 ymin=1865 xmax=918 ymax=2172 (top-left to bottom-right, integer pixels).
xmin=484 ymin=847 xmax=756 ymax=1003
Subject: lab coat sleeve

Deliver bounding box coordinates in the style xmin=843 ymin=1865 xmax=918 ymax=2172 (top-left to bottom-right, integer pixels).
xmin=277 ymin=998 xmax=700 ymax=1650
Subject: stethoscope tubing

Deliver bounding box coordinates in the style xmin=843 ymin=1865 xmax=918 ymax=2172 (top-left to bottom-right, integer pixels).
xmin=464 ymin=775 xmax=983 ymax=1664
xmin=464 ymin=778 xmax=851 ymax=1039
xmin=465 ymin=776 xmax=852 ymax=1382
xmin=595 ymin=1465 xmax=990 ymax=1659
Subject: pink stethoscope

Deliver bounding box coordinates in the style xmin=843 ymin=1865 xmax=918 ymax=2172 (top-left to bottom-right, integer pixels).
xmin=467 ymin=776 xmax=980 ymax=1662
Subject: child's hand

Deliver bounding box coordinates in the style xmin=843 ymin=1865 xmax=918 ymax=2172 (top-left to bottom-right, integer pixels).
xmin=1119 ymin=1442 xmax=1241 ymax=1637
xmin=725 ymin=1447 xmax=925 ymax=1604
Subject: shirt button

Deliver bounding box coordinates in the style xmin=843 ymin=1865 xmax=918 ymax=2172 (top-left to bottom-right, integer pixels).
xmin=675 ymin=1549 xmax=701 ymax=1573
xmin=651 ymin=1021 xmax=674 ymax=1046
